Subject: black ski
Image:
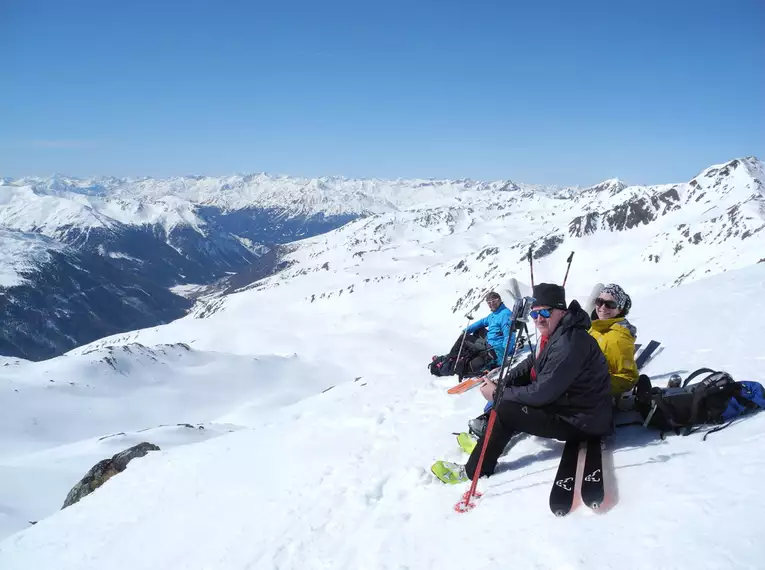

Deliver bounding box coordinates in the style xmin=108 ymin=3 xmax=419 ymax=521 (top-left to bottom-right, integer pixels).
xmin=635 ymin=340 xmax=660 ymax=370
xmin=580 ymin=438 xmax=604 ymax=510
xmin=549 ymin=439 xmax=580 ymax=517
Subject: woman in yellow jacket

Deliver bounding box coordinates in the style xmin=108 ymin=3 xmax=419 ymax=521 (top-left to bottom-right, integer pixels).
xmin=589 ymin=283 xmax=639 ymax=395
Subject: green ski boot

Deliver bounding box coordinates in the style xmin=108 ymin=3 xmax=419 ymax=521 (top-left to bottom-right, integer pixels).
xmin=431 ymin=460 xmax=469 ymax=484
xmin=456 ymin=432 xmax=478 ymax=454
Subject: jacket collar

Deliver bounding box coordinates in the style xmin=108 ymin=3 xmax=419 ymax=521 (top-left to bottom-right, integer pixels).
xmin=590 ymin=317 xmax=624 ymax=331
xmin=590 ymin=316 xmax=637 ymax=338
xmin=544 ymin=300 xmax=589 ymax=342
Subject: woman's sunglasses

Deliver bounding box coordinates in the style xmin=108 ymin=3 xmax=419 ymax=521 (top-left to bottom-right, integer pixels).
xmin=595 ymin=298 xmax=619 ymax=310
xmin=530 ymin=308 xmax=553 ymax=319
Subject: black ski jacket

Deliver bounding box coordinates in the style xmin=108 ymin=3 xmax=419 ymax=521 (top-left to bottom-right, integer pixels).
xmin=502 ymin=300 xmax=613 ymax=436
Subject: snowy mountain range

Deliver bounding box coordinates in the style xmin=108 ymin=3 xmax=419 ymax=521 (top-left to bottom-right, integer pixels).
xmin=0 ymin=176 xmax=359 ymax=359
xmin=1 ymin=156 xmax=762 ymax=360
xmin=1 ymin=156 xmax=765 ymax=568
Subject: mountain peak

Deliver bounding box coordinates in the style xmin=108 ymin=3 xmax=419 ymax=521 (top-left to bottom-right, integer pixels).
xmin=693 ymin=156 xmax=761 ymax=182
xmin=583 ymin=177 xmax=628 ymax=196
xmin=688 ymin=156 xmax=764 ymax=199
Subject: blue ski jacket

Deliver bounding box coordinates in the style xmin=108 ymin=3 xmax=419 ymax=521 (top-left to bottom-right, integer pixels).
xmin=466 ymin=303 xmax=513 ymax=364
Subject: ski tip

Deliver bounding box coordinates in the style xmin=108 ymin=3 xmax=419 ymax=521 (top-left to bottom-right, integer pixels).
xmin=509 ymin=277 xmax=521 ymax=300
xmin=552 ymin=507 xmax=569 ymax=517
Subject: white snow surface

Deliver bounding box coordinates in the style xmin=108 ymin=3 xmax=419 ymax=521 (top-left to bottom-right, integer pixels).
xmin=0 ymin=343 xmax=343 ymax=541
xmin=1 ymin=156 xmax=765 ymax=568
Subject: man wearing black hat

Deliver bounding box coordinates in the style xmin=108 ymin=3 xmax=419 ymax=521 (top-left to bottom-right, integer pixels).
xmin=461 ymin=282 xmax=613 ymax=481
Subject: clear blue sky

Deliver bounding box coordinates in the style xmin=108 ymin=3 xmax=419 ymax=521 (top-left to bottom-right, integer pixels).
xmin=1 ymin=0 xmax=763 ymax=186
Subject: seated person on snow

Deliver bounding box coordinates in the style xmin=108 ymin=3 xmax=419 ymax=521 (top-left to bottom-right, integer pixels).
xmin=463 ymin=292 xmax=513 ymax=370
xmin=589 ymin=283 xmax=639 ymax=396
xmin=434 ymin=283 xmax=612 ymax=483
xmin=466 ymin=282 xmax=638 ymax=442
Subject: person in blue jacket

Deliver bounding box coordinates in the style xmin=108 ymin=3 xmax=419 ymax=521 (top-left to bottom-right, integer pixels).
xmin=465 ymin=292 xmax=513 ymax=368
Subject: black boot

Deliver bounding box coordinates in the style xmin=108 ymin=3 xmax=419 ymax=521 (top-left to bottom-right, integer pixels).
xmin=468 ymin=413 xmax=489 ymax=439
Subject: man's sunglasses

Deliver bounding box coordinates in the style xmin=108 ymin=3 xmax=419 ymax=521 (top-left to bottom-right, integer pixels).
xmin=530 ymin=308 xmax=553 ymax=319
xmin=595 ymin=298 xmax=619 ymax=310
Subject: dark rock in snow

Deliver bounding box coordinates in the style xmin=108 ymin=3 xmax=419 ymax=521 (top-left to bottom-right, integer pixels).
xmin=62 ymin=442 xmax=160 ymax=509
xmin=530 ymin=234 xmax=564 ymax=259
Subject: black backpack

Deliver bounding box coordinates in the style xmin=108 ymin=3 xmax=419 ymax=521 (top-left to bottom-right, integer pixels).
xmin=428 ymin=351 xmax=495 ymax=378
xmin=429 ymin=354 xmax=459 ymax=377
xmin=634 ymin=369 xmax=738 ymax=438
xmin=428 ymin=331 xmax=495 ymax=378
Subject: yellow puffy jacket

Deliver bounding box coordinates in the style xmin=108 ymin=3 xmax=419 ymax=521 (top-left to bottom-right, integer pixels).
xmin=588 ymin=317 xmax=639 ymax=395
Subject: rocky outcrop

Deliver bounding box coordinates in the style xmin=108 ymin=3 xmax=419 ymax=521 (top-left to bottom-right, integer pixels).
xmin=568 ymin=187 xmax=680 ymax=237
xmin=520 ymin=233 xmax=564 ymax=261
xmin=61 ymin=442 xmax=160 ymax=509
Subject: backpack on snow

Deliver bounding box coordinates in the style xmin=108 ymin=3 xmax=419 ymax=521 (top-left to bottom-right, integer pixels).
xmin=634 ymin=368 xmax=765 ymax=440
xmin=429 ymin=353 xmax=460 ymax=377
xmin=428 ymin=331 xmax=495 ymax=379
xmin=428 ymin=348 xmax=496 ymax=378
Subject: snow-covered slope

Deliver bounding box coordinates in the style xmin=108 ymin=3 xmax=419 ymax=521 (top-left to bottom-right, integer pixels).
xmin=0 ymin=342 xmax=342 ymax=538
xmin=1 ymin=261 xmax=764 ymax=569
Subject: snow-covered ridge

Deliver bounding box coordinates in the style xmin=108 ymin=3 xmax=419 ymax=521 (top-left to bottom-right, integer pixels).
xmin=4 ymin=156 xmax=761 ymax=228
xmin=0 ymin=183 xmax=205 ymax=237
xmin=7 ymin=173 xmax=533 ymax=218
xmin=258 ymin=156 xmax=765 ymax=300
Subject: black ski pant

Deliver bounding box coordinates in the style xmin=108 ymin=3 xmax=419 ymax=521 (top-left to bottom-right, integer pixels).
xmin=465 ymin=400 xmax=587 ymax=480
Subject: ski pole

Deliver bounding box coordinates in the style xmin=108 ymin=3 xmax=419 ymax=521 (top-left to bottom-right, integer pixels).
xmin=562 ymin=251 xmax=575 ymax=287
xmin=455 ymin=284 xmax=497 ymax=380
xmin=528 ymin=246 xmax=535 ymax=288
xmin=454 ymin=314 xmax=473 ymax=380
xmin=455 ymin=322 xmax=527 ymax=512
xmin=455 ymin=297 xmax=532 ymax=513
